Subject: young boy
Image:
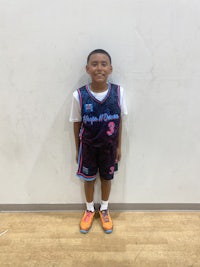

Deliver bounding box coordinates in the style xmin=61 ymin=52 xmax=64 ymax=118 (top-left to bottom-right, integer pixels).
xmin=70 ymin=49 xmax=127 ymax=234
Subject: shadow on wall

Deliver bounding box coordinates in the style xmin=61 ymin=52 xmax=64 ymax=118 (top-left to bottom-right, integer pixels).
xmin=26 ymin=89 xmax=85 ymax=203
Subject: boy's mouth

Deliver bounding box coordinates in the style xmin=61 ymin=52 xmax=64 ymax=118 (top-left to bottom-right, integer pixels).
xmin=95 ymin=73 xmax=104 ymax=77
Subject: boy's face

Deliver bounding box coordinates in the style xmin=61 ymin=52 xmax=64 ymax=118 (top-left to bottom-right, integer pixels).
xmin=86 ymin=53 xmax=112 ymax=84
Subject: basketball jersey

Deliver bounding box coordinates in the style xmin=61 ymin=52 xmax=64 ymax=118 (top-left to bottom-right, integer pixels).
xmin=78 ymin=83 xmax=121 ymax=147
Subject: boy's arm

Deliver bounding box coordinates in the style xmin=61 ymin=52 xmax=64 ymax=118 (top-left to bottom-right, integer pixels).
xmin=116 ymin=119 xmax=122 ymax=163
xmin=73 ymin=122 xmax=82 ymax=163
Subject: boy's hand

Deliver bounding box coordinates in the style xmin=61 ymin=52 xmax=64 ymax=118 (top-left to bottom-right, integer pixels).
xmin=115 ymin=147 xmax=121 ymax=163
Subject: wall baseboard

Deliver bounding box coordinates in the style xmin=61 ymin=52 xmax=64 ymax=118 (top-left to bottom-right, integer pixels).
xmin=0 ymin=203 xmax=200 ymax=212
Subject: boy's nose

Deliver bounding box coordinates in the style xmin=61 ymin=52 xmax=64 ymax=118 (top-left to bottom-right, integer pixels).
xmin=97 ymin=63 xmax=102 ymax=70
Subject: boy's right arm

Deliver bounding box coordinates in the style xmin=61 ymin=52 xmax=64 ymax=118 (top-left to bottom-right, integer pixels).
xmin=73 ymin=122 xmax=82 ymax=163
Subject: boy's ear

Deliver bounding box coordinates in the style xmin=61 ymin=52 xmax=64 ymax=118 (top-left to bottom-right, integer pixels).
xmin=86 ymin=64 xmax=90 ymax=74
xmin=109 ymin=65 xmax=113 ymax=74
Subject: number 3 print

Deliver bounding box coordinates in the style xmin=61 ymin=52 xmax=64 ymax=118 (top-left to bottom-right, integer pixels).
xmin=107 ymin=121 xmax=115 ymax=136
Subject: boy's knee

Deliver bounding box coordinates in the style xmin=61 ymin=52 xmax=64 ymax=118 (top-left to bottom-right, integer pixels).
xmin=100 ymin=177 xmax=111 ymax=183
xmin=84 ymin=180 xmax=95 ymax=186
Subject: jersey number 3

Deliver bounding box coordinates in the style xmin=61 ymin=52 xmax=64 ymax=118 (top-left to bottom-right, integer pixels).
xmin=107 ymin=121 xmax=115 ymax=136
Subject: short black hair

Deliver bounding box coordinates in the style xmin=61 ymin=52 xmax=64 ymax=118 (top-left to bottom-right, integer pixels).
xmin=87 ymin=49 xmax=112 ymax=64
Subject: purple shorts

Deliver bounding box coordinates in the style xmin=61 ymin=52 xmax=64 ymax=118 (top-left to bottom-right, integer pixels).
xmin=77 ymin=142 xmax=118 ymax=181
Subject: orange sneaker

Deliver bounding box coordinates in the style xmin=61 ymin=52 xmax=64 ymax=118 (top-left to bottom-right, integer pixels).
xmin=80 ymin=210 xmax=95 ymax=234
xmin=99 ymin=209 xmax=113 ymax=234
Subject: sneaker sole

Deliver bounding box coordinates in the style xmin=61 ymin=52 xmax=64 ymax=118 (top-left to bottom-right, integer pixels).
xmin=104 ymin=229 xmax=113 ymax=234
xmin=80 ymin=229 xmax=89 ymax=234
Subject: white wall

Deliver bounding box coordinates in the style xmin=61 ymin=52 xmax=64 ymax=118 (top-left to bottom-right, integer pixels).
xmin=1 ymin=0 xmax=200 ymax=205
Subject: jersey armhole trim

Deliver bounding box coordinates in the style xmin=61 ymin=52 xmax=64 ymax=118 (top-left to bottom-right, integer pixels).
xmin=117 ymin=85 xmax=121 ymax=109
xmin=77 ymin=89 xmax=82 ymax=109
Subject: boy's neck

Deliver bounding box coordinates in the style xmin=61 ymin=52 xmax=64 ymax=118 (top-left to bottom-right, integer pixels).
xmin=90 ymin=82 xmax=108 ymax=93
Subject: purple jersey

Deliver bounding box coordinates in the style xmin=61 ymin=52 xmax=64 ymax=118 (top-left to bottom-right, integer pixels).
xmin=78 ymin=83 xmax=121 ymax=147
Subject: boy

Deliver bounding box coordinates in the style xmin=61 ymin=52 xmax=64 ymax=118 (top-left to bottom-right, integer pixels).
xmin=70 ymin=49 xmax=127 ymax=234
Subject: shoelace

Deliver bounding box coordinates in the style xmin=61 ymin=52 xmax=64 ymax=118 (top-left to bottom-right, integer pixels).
xmin=101 ymin=210 xmax=110 ymax=223
xmin=84 ymin=211 xmax=93 ymax=222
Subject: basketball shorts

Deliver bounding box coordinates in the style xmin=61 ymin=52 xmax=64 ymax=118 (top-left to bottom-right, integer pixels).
xmin=77 ymin=142 xmax=118 ymax=181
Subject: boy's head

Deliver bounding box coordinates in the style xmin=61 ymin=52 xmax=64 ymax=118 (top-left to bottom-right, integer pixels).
xmin=87 ymin=49 xmax=112 ymax=64
xmin=86 ymin=49 xmax=112 ymax=84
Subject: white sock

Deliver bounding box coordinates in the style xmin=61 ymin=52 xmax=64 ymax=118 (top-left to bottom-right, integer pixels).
xmin=100 ymin=200 xmax=109 ymax=211
xmin=86 ymin=201 xmax=95 ymax=212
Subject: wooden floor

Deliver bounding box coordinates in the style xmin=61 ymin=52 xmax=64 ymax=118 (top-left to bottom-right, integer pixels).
xmin=0 ymin=212 xmax=200 ymax=267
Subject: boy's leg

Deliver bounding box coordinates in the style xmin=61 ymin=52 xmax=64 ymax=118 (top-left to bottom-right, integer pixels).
xmin=99 ymin=177 xmax=113 ymax=234
xmin=77 ymin=143 xmax=98 ymax=233
xmin=100 ymin=177 xmax=111 ymax=208
xmin=98 ymin=144 xmax=116 ymax=234
xmin=80 ymin=180 xmax=95 ymax=234
xmin=85 ymin=180 xmax=95 ymax=204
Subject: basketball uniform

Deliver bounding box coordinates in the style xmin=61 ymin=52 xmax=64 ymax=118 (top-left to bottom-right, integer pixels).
xmin=77 ymin=83 xmax=121 ymax=181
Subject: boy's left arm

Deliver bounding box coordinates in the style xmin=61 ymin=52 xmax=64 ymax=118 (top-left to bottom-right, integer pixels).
xmin=116 ymin=119 xmax=122 ymax=163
